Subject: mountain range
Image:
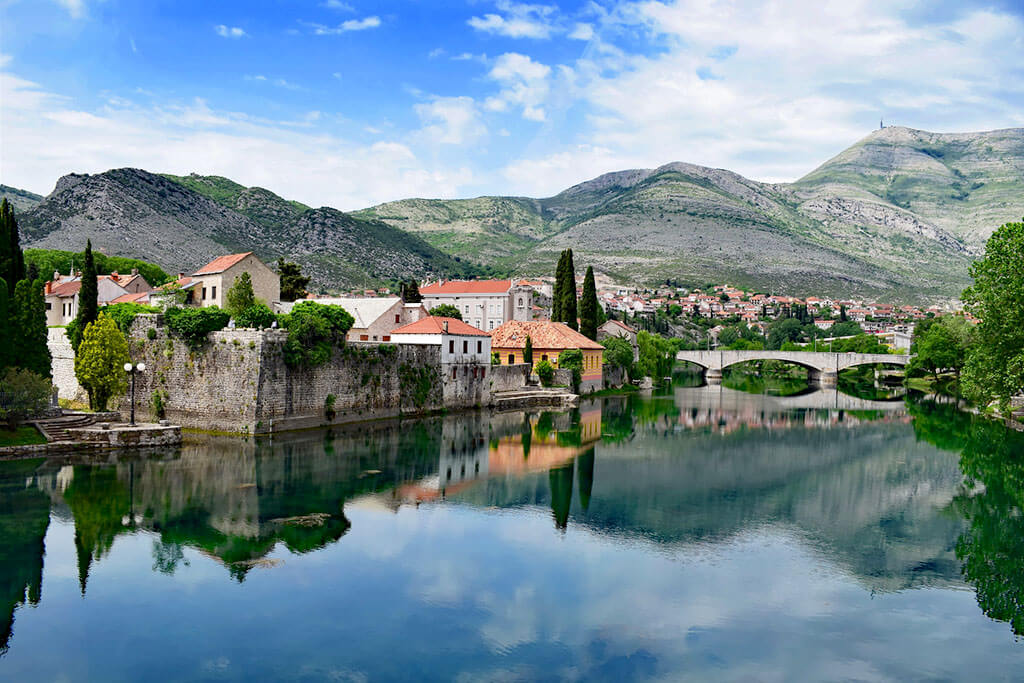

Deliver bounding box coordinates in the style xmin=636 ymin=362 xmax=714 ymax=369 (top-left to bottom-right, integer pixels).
xmin=5 ymin=126 xmax=1022 ymax=300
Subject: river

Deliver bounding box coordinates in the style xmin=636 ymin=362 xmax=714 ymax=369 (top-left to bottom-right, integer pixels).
xmin=1 ymin=383 xmax=1022 ymax=681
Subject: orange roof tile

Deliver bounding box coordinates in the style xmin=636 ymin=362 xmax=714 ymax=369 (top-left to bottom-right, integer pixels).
xmin=110 ymin=292 xmax=149 ymax=305
xmin=419 ymin=279 xmax=512 ymax=295
xmin=194 ymin=252 xmax=253 ymax=275
xmin=490 ymin=320 xmax=604 ymax=351
xmin=390 ymin=316 xmax=490 ymax=337
xmin=50 ymin=280 xmax=81 ymax=297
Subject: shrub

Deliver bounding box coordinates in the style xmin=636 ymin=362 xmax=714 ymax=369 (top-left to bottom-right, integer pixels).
xmin=428 ymin=304 xmax=462 ymax=320
xmin=233 ymin=302 xmax=277 ymax=329
xmin=102 ymin=302 xmax=160 ymax=335
xmin=225 ymin=272 xmax=257 ymax=316
xmin=0 ymin=368 xmax=53 ymax=428
xmin=146 ymin=327 xmax=158 ymax=340
xmin=164 ymin=306 xmax=231 ymax=348
xmin=324 ymin=393 xmax=336 ymax=421
xmin=281 ymin=302 xmax=354 ymax=368
xmin=150 ymin=390 xmax=168 ymax=419
xmin=491 ymin=351 xmax=500 ymax=366
xmin=535 ymin=359 xmax=555 ymax=387
xmin=601 ymin=336 xmax=634 ymax=373
xmin=558 ymin=349 xmax=584 ymax=391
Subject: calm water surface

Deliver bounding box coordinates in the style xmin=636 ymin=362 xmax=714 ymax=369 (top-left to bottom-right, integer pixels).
xmin=2 ymin=383 xmax=1024 ymax=681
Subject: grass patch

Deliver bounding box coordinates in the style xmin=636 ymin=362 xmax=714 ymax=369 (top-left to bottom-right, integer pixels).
xmin=0 ymin=426 xmax=47 ymax=447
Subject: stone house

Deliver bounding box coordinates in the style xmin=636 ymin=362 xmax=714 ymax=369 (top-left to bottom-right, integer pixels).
xmin=490 ymin=320 xmax=604 ymax=393
xmin=276 ymin=297 xmax=428 ymax=342
xmin=597 ymin=319 xmax=639 ymax=362
xmin=390 ymin=316 xmax=493 ymax=406
xmin=419 ymin=279 xmax=545 ymax=331
xmin=191 ymin=252 xmax=280 ymax=309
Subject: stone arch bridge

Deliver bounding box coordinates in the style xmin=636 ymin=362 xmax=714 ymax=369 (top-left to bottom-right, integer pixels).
xmin=676 ymin=350 xmax=912 ymax=387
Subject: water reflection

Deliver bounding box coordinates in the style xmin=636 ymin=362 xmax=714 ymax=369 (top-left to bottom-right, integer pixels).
xmin=0 ymin=387 xmax=1022 ymax=674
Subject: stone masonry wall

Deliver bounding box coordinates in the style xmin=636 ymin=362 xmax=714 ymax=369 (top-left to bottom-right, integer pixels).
xmin=488 ymin=364 xmax=531 ymax=393
xmin=47 ymin=328 xmax=87 ymax=402
xmin=118 ymin=315 xmax=489 ymax=433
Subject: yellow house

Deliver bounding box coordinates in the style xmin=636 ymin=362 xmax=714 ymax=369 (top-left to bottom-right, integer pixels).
xmin=490 ymin=320 xmax=604 ymax=392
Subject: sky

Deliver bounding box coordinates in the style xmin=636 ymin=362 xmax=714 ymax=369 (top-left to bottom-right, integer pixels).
xmin=1 ymin=0 xmax=1022 ymax=210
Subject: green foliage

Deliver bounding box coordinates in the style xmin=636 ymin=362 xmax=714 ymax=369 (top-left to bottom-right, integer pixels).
xmin=718 ymin=326 xmax=740 ymax=347
xmin=101 ymin=302 xmax=159 ymax=335
xmin=636 ymin=331 xmax=676 ymax=381
xmin=908 ymin=315 xmax=973 ymax=383
xmin=234 ymin=302 xmax=277 ymax=329
xmin=0 ymin=367 xmax=52 ymax=427
xmin=74 ymin=314 xmax=130 ymax=411
xmin=523 ymin=335 xmax=533 ymax=366
xmin=164 ymin=306 xmax=231 ymax=348
xmin=602 ymin=336 xmax=634 ymax=374
xmin=147 ymin=327 xmax=157 ymax=340
xmin=23 ymin=248 xmax=170 ymax=287
xmin=0 ymin=277 xmax=9 ymax=370
xmin=535 ymin=359 xmax=555 ymax=387
xmin=961 ymin=219 xmax=1024 ymax=411
xmin=11 ymin=278 xmax=51 ymax=378
xmin=829 ymin=320 xmax=863 ymax=337
xmin=579 ymin=266 xmax=598 ymax=340
xmin=558 ymin=349 xmax=584 ymax=390
xmin=491 ymin=350 xmax=500 ymax=365
xmin=428 ymin=303 xmax=462 ymax=320
xmin=767 ymin=317 xmax=804 ymax=349
xmin=281 ymin=301 xmax=354 ymax=368
xmin=277 ymin=258 xmax=310 ymax=302
xmin=558 ymin=249 xmax=579 ymax=330
xmin=398 ymin=363 xmax=438 ymax=407
xmin=75 ymin=241 xmax=99 ymax=346
xmin=225 ymin=272 xmax=257 ymax=316
xmin=401 ymin=280 xmax=423 ymax=303
xmin=0 ymin=198 xmax=24 ymax=298
xmin=150 ymin=390 xmax=168 ymax=419
xmin=324 ymin=393 xmax=337 ymax=421
xmin=827 ymin=334 xmax=891 ymax=354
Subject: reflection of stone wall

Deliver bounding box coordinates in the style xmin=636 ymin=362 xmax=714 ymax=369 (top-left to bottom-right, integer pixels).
xmin=118 ymin=316 xmax=490 ymax=433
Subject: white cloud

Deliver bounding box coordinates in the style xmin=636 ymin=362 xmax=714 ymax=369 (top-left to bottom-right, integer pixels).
xmin=414 ymin=96 xmax=487 ymax=146
xmin=568 ymin=22 xmax=594 ymax=41
xmin=214 ymin=25 xmax=247 ymax=39
xmin=486 ymin=52 xmax=553 ymax=121
xmin=311 ymin=16 xmax=381 ymax=34
xmin=55 ymin=0 xmax=85 ymax=19
xmin=321 ymin=0 xmax=354 ymax=10
xmin=468 ymin=1 xmax=558 ymax=39
xmin=0 ymin=65 xmax=473 ymax=209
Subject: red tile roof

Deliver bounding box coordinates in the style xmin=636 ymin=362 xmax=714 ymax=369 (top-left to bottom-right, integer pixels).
xmin=194 ymin=252 xmax=253 ymax=275
xmin=490 ymin=320 xmax=604 ymax=351
xmin=50 ymin=281 xmax=81 ymax=298
xmin=419 ymin=279 xmax=512 ymax=295
xmin=110 ymin=292 xmax=149 ymax=305
xmin=390 ymin=316 xmax=490 ymax=337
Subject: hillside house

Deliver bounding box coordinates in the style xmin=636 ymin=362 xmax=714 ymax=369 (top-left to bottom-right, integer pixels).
xmin=191 ymin=252 xmax=280 ymax=309
xmin=597 ymin=319 xmax=639 ymax=362
xmin=276 ymin=296 xmax=428 ymax=342
xmin=490 ymin=320 xmax=604 ymax=393
xmin=43 ymin=270 xmax=150 ymax=326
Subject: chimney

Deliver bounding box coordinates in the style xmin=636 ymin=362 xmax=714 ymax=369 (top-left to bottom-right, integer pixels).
xmin=178 ymin=272 xmax=185 ymax=280
xmin=443 ymin=320 xmax=449 ymax=333
xmin=45 ymin=280 xmax=52 ymax=295
xmin=131 ymin=267 xmax=139 ymax=276
xmin=53 ymin=270 xmax=60 ymax=281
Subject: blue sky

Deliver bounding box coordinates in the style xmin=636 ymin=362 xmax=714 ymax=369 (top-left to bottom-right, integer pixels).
xmin=1 ymin=0 xmax=1022 ymax=209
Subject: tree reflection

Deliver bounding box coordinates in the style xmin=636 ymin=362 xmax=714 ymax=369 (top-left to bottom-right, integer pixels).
xmin=0 ymin=459 xmax=49 ymax=655
xmin=910 ymin=398 xmax=1024 ymax=636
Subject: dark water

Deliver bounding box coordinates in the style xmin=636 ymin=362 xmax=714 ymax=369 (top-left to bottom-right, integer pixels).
xmin=2 ymin=385 xmax=1024 ymax=681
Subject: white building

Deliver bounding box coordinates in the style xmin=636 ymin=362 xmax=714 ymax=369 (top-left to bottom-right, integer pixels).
xmin=419 ymin=279 xmax=539 ymax=331
xmin=389 ymin=316 xmax=492 ymax=365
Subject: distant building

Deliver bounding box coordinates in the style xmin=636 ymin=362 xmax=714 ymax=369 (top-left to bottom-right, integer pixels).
xmin=490 ymin=320 xmax=604 ymax=392
xmin=597 ymin=319 xmax=639 ymax=362
xmin=420 ymin=279 xmax=545 ymax=331
xmin=43 ymin=269 xmax=151 ymax=326
xmin=191 ymin=252 xmax=280 ymax=309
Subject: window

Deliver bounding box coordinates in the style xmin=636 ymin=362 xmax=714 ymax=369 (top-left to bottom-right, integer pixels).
xmin=211 ymin=286 xmax=217 ymax=299
xmin=508 ymin=354 xmax=515 ymax=364
xmin=45 ymin=302 xmax=51 ymax=311
xmin=463 ymin=340 xmax=468 ymax=353
xmin=372 ymin=335 xmax=378 ymax=341
xmin=477 ymin=340 xmax=482 ymax=354
xmin=360 ymin=335 xmax=369 ymax=341
xmin=518 ymin=298 xmax=523 ymax=306
xmin=541 ymin=354 xmax=548 ymax=361
xmin=202 ymin=287 xmax=207 ymax=300
xmin=481 ymin=368 xmax=485 ymax=378
xmin=383 ymin=335 xmax=390 ymax=342
xmin=489 ymin=320 xmax=494 ymax=330
xmin=395 ymin=314 xmax=400 ymax=323
xmin=449 ymin=340 xmax=455 ymax=353
xmin=452 ymin=367 xmax=457 ymax=379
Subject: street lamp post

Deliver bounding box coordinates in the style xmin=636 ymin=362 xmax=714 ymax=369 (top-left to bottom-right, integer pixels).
xmin=124 ymin=362 xmax=146 ymax=426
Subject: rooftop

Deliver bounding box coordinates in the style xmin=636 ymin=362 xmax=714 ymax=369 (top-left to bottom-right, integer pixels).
xmin=419 ymin=279 xmax=512 ymax=295
xmin=194 ymin=252 xmax=253 ymax=276
xmin=390 ymin=316 xmax=489 ymax=337
xmin=490 ymin=320 xmax=604 ymax=350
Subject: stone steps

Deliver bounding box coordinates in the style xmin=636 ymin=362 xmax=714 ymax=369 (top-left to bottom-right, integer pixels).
xmin=33 ymin=413 xmax=102 ymax=442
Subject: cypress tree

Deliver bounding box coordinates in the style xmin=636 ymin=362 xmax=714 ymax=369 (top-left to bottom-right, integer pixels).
xmin=0 ymin=199 xmax=24 ymax=297
xmin=0 ymin=277 xmax=10 ymax=370
xmin=579 ymin=266 xmax=598 ymax=340
xmin=403 ymin=280 xmax=422 ymax=303
xmin=523 ymin=335 xmax=533 ymax=366
xmin=551 ymin=251 xmax=566 ymax=321
xmin=71 ymin=240 xmax=99 ymax=351
xmin=12 ymin=278 xmax=52 ymax=378
xmin=562 ymin=249 xmax=578 ymax=330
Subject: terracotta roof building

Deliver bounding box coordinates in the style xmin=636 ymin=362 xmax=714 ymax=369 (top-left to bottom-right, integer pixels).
xmin=419 ymin=279 xmax=540 ymax=330
xmin=490 ymin=320 xmax=604 ymax=392
xmin=190 ymin=252 xmax=280 ymax=309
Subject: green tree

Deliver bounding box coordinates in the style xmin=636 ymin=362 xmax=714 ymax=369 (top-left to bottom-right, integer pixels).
xmin=523 ymin=335 xmax=533 ymax=366
xmin=535 ymin=359 xmax=555 ymax=387
xmin=0 ymin=277 xmax=10 ymax=370
xmin=561 ymin=249 xmax=578 ymax=330
xmin=402 ymin=280 xmax=423 ymax=304
xmin=164 ymin=307 xmax=231 ymax=348
xmin=281 ymin=302 xmax=354 ymax=368
xmin=767 ymin=317 xmax=804 ymax=350
xmin=277 ymin=258 xmax=310 ymax=302
xmin=962 ymin=219 xmax=1024 ymax=411
xmin=636 ymin=331 xmax=675 ymax=381
xmin=70 ymin=240 xmax=99 ymax=352
xmin=234 ymin=303 xmax=277 ymax=329
xmin=909 ymin=315 xmax=973 ymax=383
xmin=428 ymin=304 xmax=462 ymax=320
xmin=225 ymin=272 xmax=257 ymax=316
xmin=551 ymin=251 xmax=567 ymax=322
xmin=11 ymin=278 xmax=51 ymax=378
xmin=601 ymin=336 xmax=634 ymax=374
xmin=0 ymin=199 xmax=24 ymax=297
xmin=579 ymin=266 xmax=598 ymax=340
xmin=718 ymin=326 xmax=740 ymax=347
xmin=0 ymin=367 xmax=52 ymax=428
xmin=74 ymin=314 xmax=130 ymax=411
